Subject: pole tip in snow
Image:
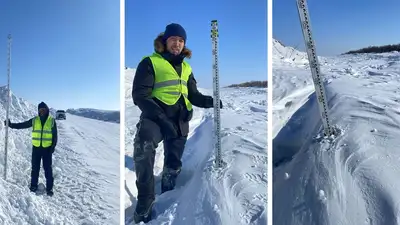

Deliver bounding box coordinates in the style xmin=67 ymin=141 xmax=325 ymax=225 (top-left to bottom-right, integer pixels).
xmin=213 ymin=159 xmax=227 ymax=169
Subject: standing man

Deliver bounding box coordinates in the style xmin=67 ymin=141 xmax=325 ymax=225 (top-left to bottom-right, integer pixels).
xmin=4 ymin=101 xmax=58 ymax=196
xmin=131 ymin=23 xmax=223 ymax=223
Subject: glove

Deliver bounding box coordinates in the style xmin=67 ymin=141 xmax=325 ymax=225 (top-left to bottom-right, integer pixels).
xmin=50 ymin=146 xmax=55 ymax=154
xmin=204 ymin=96 xmax=223 ymax=109
xmin=3 ymin=119 xmax=11 ymax=127
xmin=156 ymin=115 xmax=179 ymax=139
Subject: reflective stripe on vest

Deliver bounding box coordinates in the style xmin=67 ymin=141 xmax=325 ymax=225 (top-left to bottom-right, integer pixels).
xmin=32 ymin=116 xmax=54 ymax=148
xmin=146 ymin=53 xmax=193 ymax=111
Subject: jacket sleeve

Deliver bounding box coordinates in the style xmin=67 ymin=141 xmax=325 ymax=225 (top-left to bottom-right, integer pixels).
xmin=9 ymin=118 xmax=33 ymax=129
xmin=187 ymin=73 xmax=213 ymax=108
xmin=51 ymin=120 xmax=58 ymax=148
xmin=132 ymin=57 xmax=168 ymax=120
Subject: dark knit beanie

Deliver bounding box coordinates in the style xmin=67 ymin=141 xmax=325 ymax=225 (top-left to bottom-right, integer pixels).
xmin=162 ymin=23 xmax=187 ymax=43
xmin=38 ymin=101 xmax=48 ymax=110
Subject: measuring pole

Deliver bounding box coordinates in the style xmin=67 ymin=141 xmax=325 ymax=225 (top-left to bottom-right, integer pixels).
xmin=296 ymin=0 xmax=335 ymax=136
xmin=4 ymin=34 xmax=12 ymax=180
xmin=211 ymin=20 xmax=223 ymax=168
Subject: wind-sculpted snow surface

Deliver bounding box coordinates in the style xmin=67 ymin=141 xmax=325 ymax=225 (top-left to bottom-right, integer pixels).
xmin=273 ymin=38 xmax=400 ymax=225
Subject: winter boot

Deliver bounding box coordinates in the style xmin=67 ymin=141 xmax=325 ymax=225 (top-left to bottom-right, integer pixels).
xmin=161 ymin=167 xmax=181 ymax=193
xmin=47 ymin=190 xmax=54 ymax=196
xmin=133 ymin=198 xmax=155 ymax=224
xmin=29 ymin=185 xmax=38 ymax=193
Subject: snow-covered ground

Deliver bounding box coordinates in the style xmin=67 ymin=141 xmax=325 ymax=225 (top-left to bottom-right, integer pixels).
xmin=0 ymin=87 xmax=120 ymax=225
xmin=273 ymin=38 xmax=400 ymax=225
xmin=124 ymin=68 xmax=268 ymax=224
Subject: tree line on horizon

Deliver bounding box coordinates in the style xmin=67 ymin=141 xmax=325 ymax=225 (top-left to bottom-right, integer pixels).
xmin=343 ymin=43 xmax=400 ymax=54
xmin=226 ymin=81 xmax=268 ymax=88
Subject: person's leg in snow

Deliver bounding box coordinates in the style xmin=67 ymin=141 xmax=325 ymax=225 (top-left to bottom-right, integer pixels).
xmin=30 ymin=148 xmax=42 ymax=192
xmin=161 ymin=136 xmax=187 ymax=193
xmin=42 ymin=148 xmax=54 ymax=196
xmin=133 ymin=118 xmax=163 ymax=223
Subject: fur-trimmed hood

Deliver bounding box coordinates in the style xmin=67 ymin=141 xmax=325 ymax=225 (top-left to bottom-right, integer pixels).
xmin=154 ymin=32 xmax=192 ymax=59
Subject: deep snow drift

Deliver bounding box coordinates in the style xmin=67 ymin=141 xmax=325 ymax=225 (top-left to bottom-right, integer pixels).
xmin=0 ymin=87 xmax=120 ymax=225
xmin=124 ymin=68 xmax=267 ymax=224
xmin=273 ymin=38 xmax=400 ymax=225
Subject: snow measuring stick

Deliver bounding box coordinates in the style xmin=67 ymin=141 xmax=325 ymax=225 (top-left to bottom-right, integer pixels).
xmin=211 ymin=20 xmax=223 ymax=168
xmin=296 ymin=0 xmax=335 ymax=136
xmin=4 ymin=34 xmax=12 ymax=180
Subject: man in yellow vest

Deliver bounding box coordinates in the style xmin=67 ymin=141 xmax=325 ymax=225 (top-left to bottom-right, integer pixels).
xmin=131 ymin=23 xmax=223 ymax=223
xmin=4 ymin=101 xmax=58 ymax=196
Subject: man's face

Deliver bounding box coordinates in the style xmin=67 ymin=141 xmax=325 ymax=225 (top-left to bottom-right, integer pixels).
xmin=39 ymin=108 xmax=47 ymax=116
xmin=166 ymin=36 xmax=185 ymax=55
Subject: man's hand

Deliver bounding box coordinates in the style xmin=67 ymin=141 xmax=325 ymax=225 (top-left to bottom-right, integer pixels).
xmin=204 ymin=96 xmax=223 ymax=109
xmin=3 ymin=119 xmax=11 ymax=126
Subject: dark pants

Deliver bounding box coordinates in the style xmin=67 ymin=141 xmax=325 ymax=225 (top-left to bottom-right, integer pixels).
xmin=31 ymin=147 xmax=54 ymax=191
xmin=133 ymin=118 xmax=187 ymax=203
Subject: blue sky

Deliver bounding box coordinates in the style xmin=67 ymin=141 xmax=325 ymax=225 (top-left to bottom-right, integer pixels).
xmin=273 ymin=0 xmax=400 ymax=56
xmin=0 ymin=1 xmax=120 ymax=110
xmin=125 ymin=0 xmax=267 ymax=89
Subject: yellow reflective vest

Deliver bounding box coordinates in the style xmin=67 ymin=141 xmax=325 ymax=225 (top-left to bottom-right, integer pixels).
xmin=32 ymin=116 xmax=54 ymax=148
xmin=146 ymin=53 xmax=193 ymax=111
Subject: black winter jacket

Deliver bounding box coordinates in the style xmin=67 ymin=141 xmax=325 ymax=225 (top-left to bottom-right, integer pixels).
xmin=9 ymin=115 xmax=58 ymax=150
xmin=132 ymin=54 xmax=214 ymax=137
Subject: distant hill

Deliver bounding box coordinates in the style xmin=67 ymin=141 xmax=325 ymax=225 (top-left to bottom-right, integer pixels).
xmin=66 ymin=108 xmax=120 ymax=124
xmin=226 ymin=81 xmax=268 ymax=88
xmin=343 ymin=44 xmax=400 ymax=54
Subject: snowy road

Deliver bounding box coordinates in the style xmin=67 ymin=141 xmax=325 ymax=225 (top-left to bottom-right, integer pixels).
xmin=0 ymin=94 xmax=120 ymax=225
